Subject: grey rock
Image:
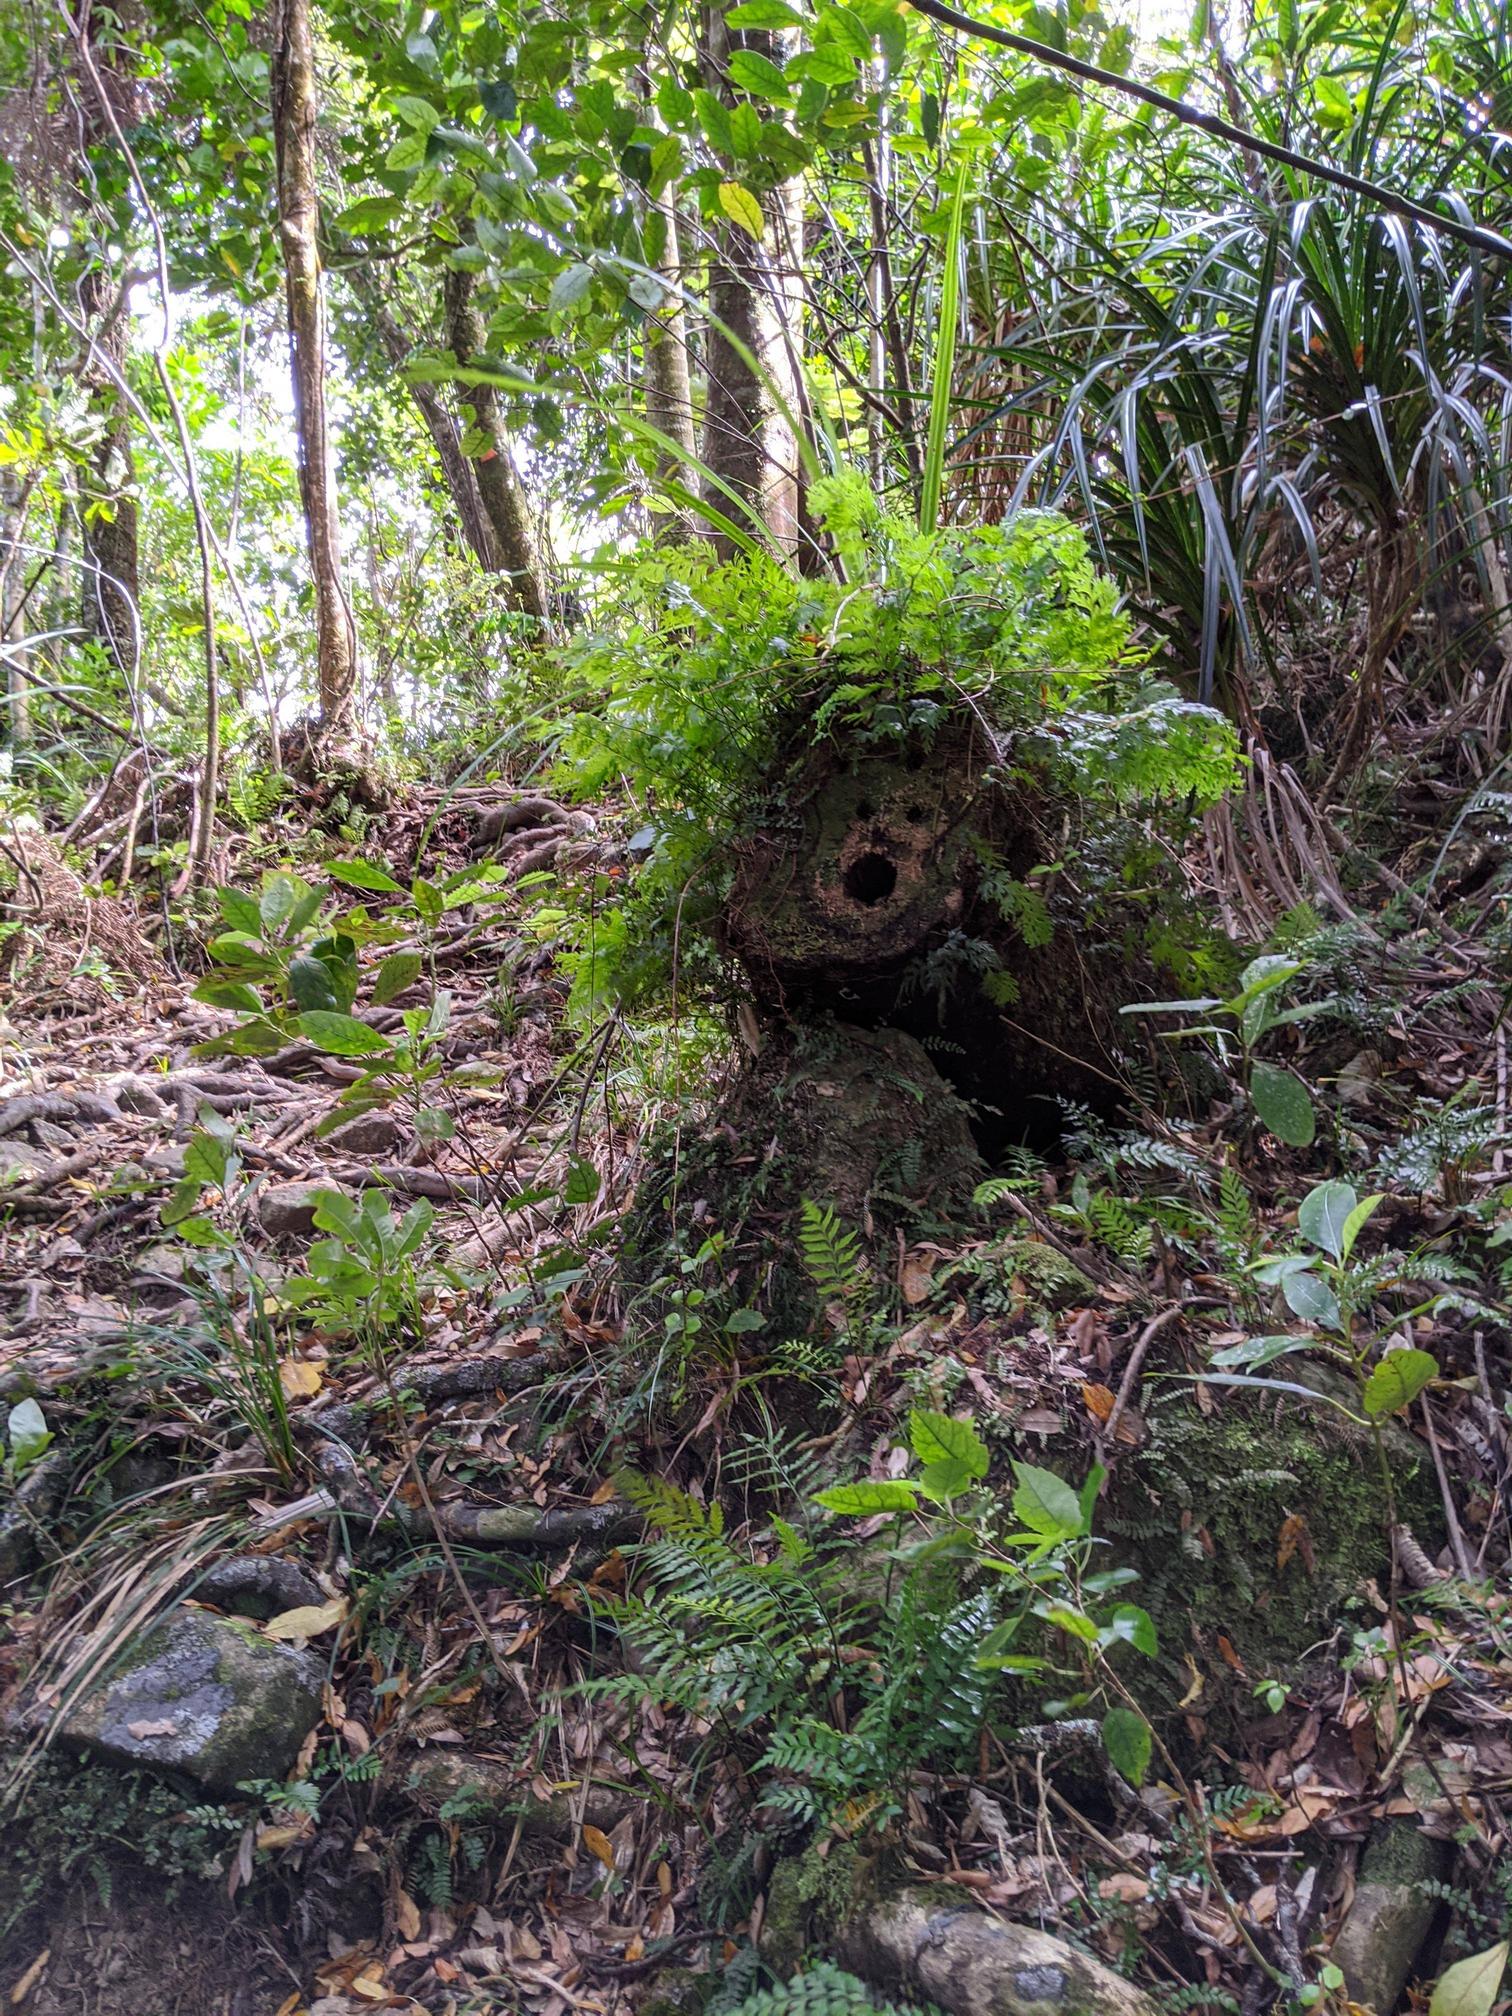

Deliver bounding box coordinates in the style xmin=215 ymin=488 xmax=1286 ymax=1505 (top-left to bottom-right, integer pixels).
xmin=0 ymin=1140 xmax=46 ymax=1179
xmin=58 ymin=1605 xmax=322 ymax=1792
xmin=193 ymin=1554 xmax=326 ymax=1619
xmin=403 ymin=1749 xmax=626 ymax=1839
xmin=258 ymin=1180 xmax=340 ymax=1237
xmin=323 ymin=1110 xmax=404 ymax=1156
xmin=1331 ymin=1823 xmax=1449 ymax=2013
xmin=839 ymin=1889 xmax=1155 ymax=2016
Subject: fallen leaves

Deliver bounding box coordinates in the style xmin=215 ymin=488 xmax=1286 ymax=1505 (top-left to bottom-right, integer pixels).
xmin=265 ymin=1596 xmax=348 ymax=1641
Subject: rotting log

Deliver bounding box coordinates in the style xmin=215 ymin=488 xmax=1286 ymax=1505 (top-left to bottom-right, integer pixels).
xmin=723 ymin=726 xmax=1144 ymax=1148
xmin=838 ymin=1888 xmax=1158 ymax=2016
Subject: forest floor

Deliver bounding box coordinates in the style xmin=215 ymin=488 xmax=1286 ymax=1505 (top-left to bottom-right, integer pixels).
xmin=1 ymin=774 xmax=1510 ymax=2016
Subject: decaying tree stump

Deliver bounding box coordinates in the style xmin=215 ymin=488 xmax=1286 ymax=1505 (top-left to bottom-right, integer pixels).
xmin=723 ymin=726 xmax=1141 ymax=1150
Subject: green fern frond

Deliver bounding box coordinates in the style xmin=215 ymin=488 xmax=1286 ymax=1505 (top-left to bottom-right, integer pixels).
xmin=799 ymin=1199 xmax=865 ymax=1304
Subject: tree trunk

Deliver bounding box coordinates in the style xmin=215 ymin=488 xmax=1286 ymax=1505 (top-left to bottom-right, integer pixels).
xmin=0 ymin=472 xmax=32 ymax=747
xmin=441 ymin=268 xmax=551 ymax=628
xmin=644 ymin=204 xmax=699 ymax=525
xmin=77 ymin=2 xmax=139 ymax=679
xmin=271 ymin=0 xmax=360 ymax=734
xmin=699 ymin=4 xmax=806 ymax=555
xmin=350 ymin=269 xmax=503 ymax=574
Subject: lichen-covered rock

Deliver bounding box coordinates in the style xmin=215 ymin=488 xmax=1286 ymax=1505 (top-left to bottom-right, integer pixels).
xmin=1330 ymin=1823 xmax=1449 ymax=2012
xmin=58 ymin=1606 xmax=322 ymax=1792
xmin=839 ymin=1889 xmax=1156 ymax=2016
xmin=259 ymin=1180 xmax=345 ymax=1237
xmin=324 ymin=1110 xmax=404 ymax=1156
xmin=1108 ymin=1372 xmax=1439 ymax=1685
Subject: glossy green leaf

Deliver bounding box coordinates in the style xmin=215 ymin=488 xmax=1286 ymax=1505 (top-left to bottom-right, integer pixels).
xmin=296 ymin=1012 xmax=393 ymax=1057
xmin=1362 ymin=1348 xmax=1438 ymax=1417
xmin=909 ymin=1408 xmax=989 ymax=1480
xmin=815 ymin=1479 xmax=919 ymax=1514
xmin=1250 ymin=1062 xmax=1315 ymax=1146
xmin=1102 ymin=1706 xmax=1152 ymax=1787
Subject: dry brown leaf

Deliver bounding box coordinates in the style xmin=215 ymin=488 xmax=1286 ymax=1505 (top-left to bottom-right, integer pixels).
xmin=265 ymin=1596 xmax=348 ymax=1642
xmin=581 ymin=1823 xmax=616 ymax=1871
xmin=899 ymin=1252 xmax=935 ymax=1305
xmin=1082 ymin=1382 xmax=1116 ymax=1424
xmin=395 ymin=1891 xmax=421 ymax=1942
xmin=279 ymin=1359 xmax=323 ymax=1400
xmin=10 ymin=1949 xmax=49 ymax=2005
xmin=1099 ymin=1874 xmax=1149 ymax=1902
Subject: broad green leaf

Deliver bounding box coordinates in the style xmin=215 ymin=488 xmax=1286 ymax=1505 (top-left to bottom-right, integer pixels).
xmin=1210 ymin=1333 xmax=1312 ymax=1369
xmin=372 ymin=952 xmax=422 ymax=1006
xmin=1282 ymin=1268 xmax=1341 ymax=1329
xmin=296 ymin=1012 xmax=393 ymax=1057
xmin=564 ymin=1156 xmax=601 ymax=1205
xmin=1429 ymin=1943 xmax=1508 ymax=2016
xmin=909 ymin=1408 xmax=989 ymax=1481
xmin=1250 ymin=1063 xmax=1315 ymax=1146
xmin=325 ymin=858 xmax=403 ymax=895
xmin=259 ymin=871 xmax=303 ymax=932
xmin=1340 ymin=1192 xmax=1384 ymax=1262
xmin=549 ymin=261 xmax=594 ymax=312
xmin=919 ymin=1457 xmax=973 ymax=1502
xmin=728 ymin=48 xmax=788 ymax=96
xmin=727 ymin=0 xmax=808 ymax=21
xmin=815 ymin=1480 xmax=919 ymax=1514
xmin=1012 ymin=1462 xmax=1083 ymax=1540
xmin=1298 ymin=1180 xmax=1357 ymax=1260
xmin=217 ymin=886 xmax=262 ymax=935
xmin=390 ymin=93 xmax=440 ymax=131
xmin=717 ymin=181 xmax=765 ymax=240
xmin=333 ymin=196 xmax=403 ymax=235
xmin=288 ymin=955 xmax=340 ymax=1013
xmin=1106 ymin=1604 xmax=1158 ymax=1655
xmin=1102 ymin=1706 xmax=1152 ymax=1787
xmin=1362 ymin=1349 xmax=1438 ymax=1418
xmin=411 ymin=878 xmax=444 ymax=927
xmin=192 ymin=978 xmax=264 ymax=1013
xmin=7 ymin=1397 xmax=52 ymax=1471
xmin=1036 ymin=1601 xmax=1098 ymax=1641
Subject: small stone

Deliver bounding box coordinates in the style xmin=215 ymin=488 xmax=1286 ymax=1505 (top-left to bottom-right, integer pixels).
xmin=58 ymin=1606 xmax=322 ymax=1793
xmin=323 ymin=1110 xmax=403 ymax=1156
xmin=258 ymin=1180 xmax=340 ymax=1237
xmin=0 ymin=1140 xmax=46 ymax=1179
xmin=1332 ymin=1822 xmax=1450 ymax=2013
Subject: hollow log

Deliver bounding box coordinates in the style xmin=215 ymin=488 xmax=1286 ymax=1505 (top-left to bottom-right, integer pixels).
xmin=724 ymin=728 xmax=1141 ymax=1146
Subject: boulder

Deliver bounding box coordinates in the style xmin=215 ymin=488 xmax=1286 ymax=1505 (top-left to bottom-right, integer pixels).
xmin=58 ymin=1606 xmax=322 ymax=1792
xmin=324 ymin=1110 xmax=404 ymax=1157
xmin=259 ymin=1181 xmax=340 ymax=1238
xmin=839 ymin=1889 xmax=1156 ymax=2016
xmin=1331 ymin=1823 xmax=1450 ymax=2013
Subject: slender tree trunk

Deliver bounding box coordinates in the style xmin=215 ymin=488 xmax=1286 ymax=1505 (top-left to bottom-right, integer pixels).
xmin=699 ymin=3 xmax=805 ymax=554
xmin=644 ymin=204 xmax=699 ymax=511
xmin=441 ymin=268 xmax=551 ymax=628
xmin=271 ymin=0 xmax=360 ymax=734
xmin=348 ymin=267 xmax=503 ymax=574
xmin=1 ymin=472 xmax=33 ymax=747
xmin=78 ymin=271 xmax=139 ymax=671
xmin=77 ymin=2 xmax=139 ymax=677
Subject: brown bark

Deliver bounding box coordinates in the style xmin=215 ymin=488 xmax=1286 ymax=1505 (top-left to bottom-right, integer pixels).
xmin=78 ymin=271 xmax=139 ymax=673
xmin=350 ymin=269 xmax=503 ymax=573
xmin=698 ymin=8 xmax=807 ymax=555
xmin=271 ymin=0 xmax=360 ymax=733
xmin=441 ymin=268 xmax=551 ymax=628
xmin=644 ymin=205 xmax=698 ymax=511
xmin=77 ymin=4 xmax=139 ymax=677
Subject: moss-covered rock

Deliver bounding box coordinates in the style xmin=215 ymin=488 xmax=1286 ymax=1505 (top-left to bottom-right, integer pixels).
xmin=57 ymin=1606 xmax=321 ymax=1793
xmin=625 ymin=1022 xmax=983 ymax=1330
xmin=1107 ymin=1374 xmax=1439 ymax=1691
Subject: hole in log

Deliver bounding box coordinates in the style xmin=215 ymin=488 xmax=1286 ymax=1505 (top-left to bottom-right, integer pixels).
xmin=905 ymin=804 xmax=928 ymax=825
xmin=855 ymin=797 xmax=876 ymax=819
xmin=843 ymin=852 xmax=898 ymax=907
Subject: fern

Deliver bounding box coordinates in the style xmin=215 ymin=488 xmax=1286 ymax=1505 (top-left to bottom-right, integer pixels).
xmin=726 ymin=1962 xmax=938 ymax=2016
xmin=1216 ymin=1163 xmax=1254 ymax=1257
xmin=799 ymin=1199 xmax=865 ymax=1305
